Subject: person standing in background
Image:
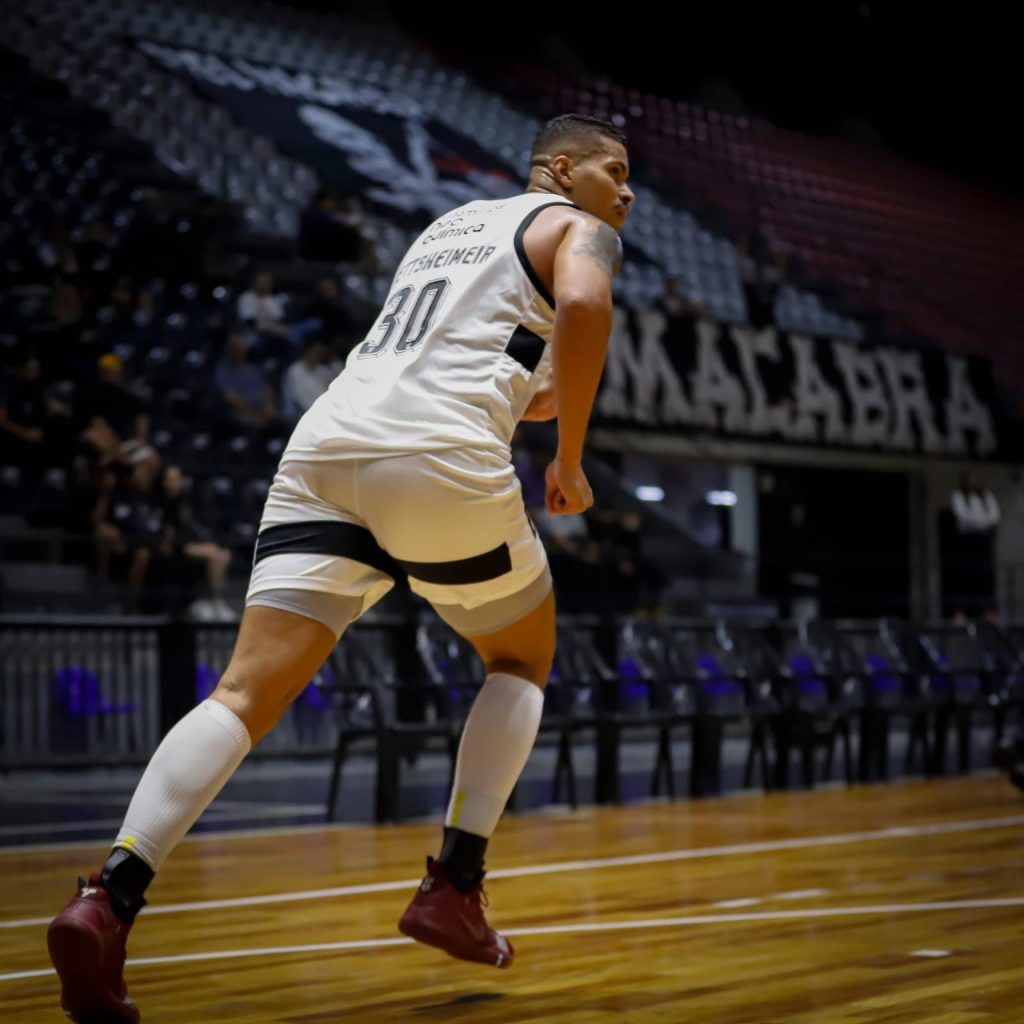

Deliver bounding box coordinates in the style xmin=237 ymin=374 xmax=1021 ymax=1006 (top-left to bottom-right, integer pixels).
xmin=949 ymin=470 xmax=1001 ymax=621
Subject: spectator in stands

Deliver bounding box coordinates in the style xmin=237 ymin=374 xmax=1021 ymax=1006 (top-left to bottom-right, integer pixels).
xmin=659 ymin=274 xmax=709 ymax=320
xmin=736 ymin=232 xmax=789 ymax=329
xmin=74 ymin=218 xmax=118 ymax=298
xmin=213 ymin=331 xmax=276 ymax=430
xmin=159 ymin=464 xmax=235 ymax=622
xmin=533 ymin=505 xmax=637 ymax=614
xmin=948 ymin=470 xmax=1001 ymax=620
xmin=298 ymin=188 xmax=376 ymax=268
xmin=281 ymin=338 xmax=343 ymax=422
xmin=237 ymin=271 xmax=291 ymax=340
xmin=657 ymin=274 xmax=708 ymax=351
xmin=117 ymin=189 xmax=189 ymax=281
xmin=77 ymin=353 xmax=156 ymax=471
xmin=300 ymin=277 xmax=356 ymax=353
xmin=64 ymin=453 xmax=106 ymax=562
xmin=49 ymin=274 xmax=85 ymax=330
xmin=92 ymin=459 xmax=164 ymax=595
xmin=237 ymin=270 xmax=314 ymax=360
xmin=34 ymin=214 xmax=80 ymax=278
xmin=0 ymin=348 xmax=72 ymax=479
xmin=586 ymin=504 xmax=667 ymax=614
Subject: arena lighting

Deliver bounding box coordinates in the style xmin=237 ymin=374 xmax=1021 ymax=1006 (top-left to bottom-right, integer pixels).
xmin=635 ymin=485 xmax=665 ymax=502
xmin=706 ymin=490 xmax=738 ymax=506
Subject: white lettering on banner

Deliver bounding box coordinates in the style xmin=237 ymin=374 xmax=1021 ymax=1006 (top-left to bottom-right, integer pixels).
xmin=730 ymin=326 xmax=794 ymax=438
xmin=597 ymin=309 xmax=694 ymax=425
xmin=945 ymin=356 xmax=997 ymax=455
xmin=789 ymin=334 xmax=848 ymax=444
xmin=140 ymin=41 xmax=513 ymax=218
xmin=833 ymin=342 xmax=891 ymax=447
xmin=139 ymin=42 xmax=421 ymax=115
xmin=247 ymin=66 xmax=362 ymax=109
xmin=297 ymin=107 xmax=511 ymax=217
xmin=595 ymin=322 xmax=996 ymax=456
xmin=135 ymin=40 xmax=999 ymax=458
xmin=691 ymin=321 xmax=747 ymax=432
xmin=138 ymin=42 xmax=255 ymax=91
xmin=877 ymin=349 xmax=944 ymax=453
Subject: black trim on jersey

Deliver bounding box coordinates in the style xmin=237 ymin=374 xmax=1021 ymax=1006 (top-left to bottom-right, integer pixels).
xmin=505 ymin=324 xmax=546 ymax=373
xmin=254 ymin=520 xmax=402 ymax=580
xmin=513 ymin=199 xmax=579 ymax=309
xmin=398 ymin=543 xmax=512 ymax=585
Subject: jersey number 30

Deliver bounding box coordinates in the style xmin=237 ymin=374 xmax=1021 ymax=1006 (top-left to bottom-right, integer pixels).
xmin=357 ymin=278 xmax=451 ymax=358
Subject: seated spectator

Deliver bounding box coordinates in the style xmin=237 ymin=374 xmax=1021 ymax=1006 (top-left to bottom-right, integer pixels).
xmin=300 ymin=277 xmax=356 ymax=352
xmin=116 ymin=189 xmax=193 ymax=281
xmin=532 ymin=506 xmax=612 ymax=613
xmin=92 ymin=460 xmax=165 ymax=594
xmin=946 ymin=470 xmax=1001 ymax=621
xmin=0 ymin=348 xmax=73 ymax=479
xmin=159 ymin=465 xmax=235 ymax=621
xmin=587 ymin=505 xmax=668 ymax=614
xmin=34 ymin=214 xmax=80 ymax=279
xmin=533 ymin=501 xmax=660 ymax=616
xmin=298 ymin=189 xmax=376 ymax=267
xmin=237 ymin=271 xmax=309 ymax=360
xmin=77 ymin=353 xmax=156 ymax=471
xmin=281 ymin=339 xmax=343 ymax=421
xmin=213 ymin=331 xmax=276 ymax=430
xmin=237 ymin=271 xmax=290 ymax=340
xmin=659 ymin=274 xmax=709 ymax=322
xmin=735 ymin=232 xmax=790 ymax=329
xmin=74 ymin=218 xmax=118 ymax=297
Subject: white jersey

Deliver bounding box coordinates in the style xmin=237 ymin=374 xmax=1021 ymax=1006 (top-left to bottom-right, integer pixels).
xmin=285 ymin=192 xmax=575 ymax=462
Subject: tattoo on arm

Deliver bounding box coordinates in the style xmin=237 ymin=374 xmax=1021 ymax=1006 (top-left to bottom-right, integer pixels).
xmin=570 ymin=217 xmax=623 ymax=277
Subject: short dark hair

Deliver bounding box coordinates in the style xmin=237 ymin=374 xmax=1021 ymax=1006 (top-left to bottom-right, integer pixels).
xmin=530 ymin=113 xmax=627 ymax=166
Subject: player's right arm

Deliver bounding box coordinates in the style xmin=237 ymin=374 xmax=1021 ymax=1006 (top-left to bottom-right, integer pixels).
xmin=546 ymin=211 xmax=622 ymax=515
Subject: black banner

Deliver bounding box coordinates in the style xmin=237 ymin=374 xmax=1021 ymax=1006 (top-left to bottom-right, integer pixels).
xmin=139 ymin=42 xmax=1002 ymax=458
xmin=595 ymin=310 xmax=1000 ymax=457
xmin=137 ymin=41 xmax=518 ymax=225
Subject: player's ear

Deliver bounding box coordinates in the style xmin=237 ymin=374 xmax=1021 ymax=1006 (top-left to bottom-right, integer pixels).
xmin=551 ymin=155 xmax=574 ymax=189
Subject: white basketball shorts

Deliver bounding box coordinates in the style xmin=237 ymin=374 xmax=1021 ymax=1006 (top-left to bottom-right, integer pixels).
xmin=245 ymin=446 xmax=550 ymax=636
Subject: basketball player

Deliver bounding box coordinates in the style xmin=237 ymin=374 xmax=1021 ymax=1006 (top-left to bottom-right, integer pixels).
xmin=47 ymin=113 xmax=634 ymax=1022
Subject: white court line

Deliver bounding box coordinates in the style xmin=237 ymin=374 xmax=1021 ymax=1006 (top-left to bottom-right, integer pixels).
xmin=198 ymin=800 xmax=326 ymax=814
xmin=776 ymin=888 xmax=830 ymax=900
xmin=2 ymin=898 xmax=1021 ymax=984
xmin=3 ymin=812 xmax=1023 ymax=931
xmin=0 ymin=820 xmax=361 ymax=857
xmin=0 ymin=805 xmax=325 ymax=837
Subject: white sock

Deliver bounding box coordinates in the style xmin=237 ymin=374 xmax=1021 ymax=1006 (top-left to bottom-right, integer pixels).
xmin=113 ymin=699 xmax=252 ymax=870
xmin=445 ymin=672 xmax=544 ymax=837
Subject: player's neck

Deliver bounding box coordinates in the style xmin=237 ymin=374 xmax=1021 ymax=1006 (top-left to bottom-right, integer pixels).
xmin=526 ymin=169 xmax=570 ymax=201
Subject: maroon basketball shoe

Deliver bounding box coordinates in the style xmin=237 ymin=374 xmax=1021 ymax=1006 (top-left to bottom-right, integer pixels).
xmin=398 ymin=857 xmax=514 ymax=968
xmin=47 ymin=872 xmax=140 ymax=1024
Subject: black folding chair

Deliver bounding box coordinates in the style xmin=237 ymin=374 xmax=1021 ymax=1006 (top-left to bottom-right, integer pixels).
xmin=892 ymin=620 xmax=997 ymax=774
xmin=323 ymin=620 xmax=463 ymax=823
xmin=723 ymin=622 xmax=854 ymax=790
xmin=807 ymin=619 xmax=932 ymax=782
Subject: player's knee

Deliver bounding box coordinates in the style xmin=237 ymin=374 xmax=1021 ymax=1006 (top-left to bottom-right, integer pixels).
xmin=210 ymin=666 xmax=289 ymax=742
xmin=484 ymin=651 xmax=553 ymax=689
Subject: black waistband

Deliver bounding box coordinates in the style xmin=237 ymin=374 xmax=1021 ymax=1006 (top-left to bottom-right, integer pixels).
xmin=255 ymin=521 xmax=512 ymax=586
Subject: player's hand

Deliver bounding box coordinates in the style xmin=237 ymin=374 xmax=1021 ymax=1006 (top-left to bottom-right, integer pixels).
xmin=545 ymin=458 xmax=593 ymax=516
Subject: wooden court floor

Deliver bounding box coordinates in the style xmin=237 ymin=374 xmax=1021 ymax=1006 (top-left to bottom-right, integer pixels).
xmin=3 ymin=775 xmax=1024 ymax=1022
